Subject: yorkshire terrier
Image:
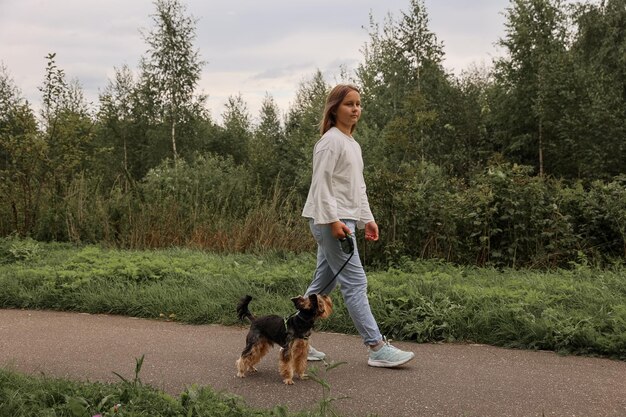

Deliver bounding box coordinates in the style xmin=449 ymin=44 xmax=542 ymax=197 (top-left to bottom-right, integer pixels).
xmin=235 ymin=294 xmax=333 ymax=385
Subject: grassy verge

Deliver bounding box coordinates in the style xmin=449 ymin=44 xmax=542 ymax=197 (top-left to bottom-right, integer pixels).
xmin=0 ymin=367 xmax=252 ymax=417
xmin=1 ymin=238 xmax=625 ymax=359
xmin=0 ymin=364 xmax=343 ymax=417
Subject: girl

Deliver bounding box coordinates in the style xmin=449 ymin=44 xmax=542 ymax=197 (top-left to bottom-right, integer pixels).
xmin=302 ymin=84 xmax=414 ymax=368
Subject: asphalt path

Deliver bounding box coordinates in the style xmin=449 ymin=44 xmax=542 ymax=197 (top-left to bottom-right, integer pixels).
xmin=1 ymin=309 xmax=625 ymax=417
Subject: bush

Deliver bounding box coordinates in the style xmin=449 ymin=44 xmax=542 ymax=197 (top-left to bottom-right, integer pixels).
xmin=1 ymin=154 xmax=625 ymax=269
xmin=368 ymin=160 xmax=623 ymax=268
xmin=462 ymin=163 xmax=578 ymax=268
xmin=0 ymin=234 xmax=41 ymax=264
xmin=569 ymin=176 xmax=626 ymax=261
xmin=367 ymin=161 xmax=461 ymax=266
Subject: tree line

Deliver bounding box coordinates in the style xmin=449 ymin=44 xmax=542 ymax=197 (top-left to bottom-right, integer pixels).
xmin=1 ymin=0 xmax=624 ymax=268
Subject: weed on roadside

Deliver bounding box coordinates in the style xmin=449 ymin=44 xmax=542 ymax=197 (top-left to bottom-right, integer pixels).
xmin=0 ymin=355 xmax=362 ymax=417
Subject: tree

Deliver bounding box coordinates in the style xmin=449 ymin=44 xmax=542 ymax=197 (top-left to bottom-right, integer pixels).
xmin=356 ymin=0 xmax=454 ymax=169
xmin=140 ymin=0 xmax=205 ymax=163
xmin=0 ymin=62 xmax=23 ymax=121
xmin=566 ymin=0 xmax=626 ymax=178
xmin=283 ymin=70 xmax=328 ymax=195
xmin=397 ymin=0 xmax=445 ymax=91
xmin=0 ymin=63 xmax=44 ymax=235
xmin=249 ymin=93 xmax=284 ymax=193
xmin=216 ymin=93 xmax=252 ymax=165
xmin=39 ymin=53 xmax=94 ymax=183
xmin=97 ymin=65 xmax=136 ymax=179
xmin=450 ymin=65 xmax=500 ymax=175
xmin=492 ymin=0 xmax=569 ymax=177
xmin=35 ymin=54 xmax=96 ymax=240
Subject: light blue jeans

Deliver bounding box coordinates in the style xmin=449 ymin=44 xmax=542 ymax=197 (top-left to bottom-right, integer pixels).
xmin=306 ymin=219 xmax=383 ymax=345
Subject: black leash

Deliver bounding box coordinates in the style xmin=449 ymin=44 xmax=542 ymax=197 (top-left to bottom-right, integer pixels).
xmin=285 ymin=233 xmax=355 ymax=322
xmin=317 ymin=233 xmax=355 ymax=294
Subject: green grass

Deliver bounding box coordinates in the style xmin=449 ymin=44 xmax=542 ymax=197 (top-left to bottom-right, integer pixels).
xmin=1 ymin=238 xmax=625 ymax=416
xmin=1 ymin=240 xmax=625 ymax=359
xmin=0 ymin=355 xmax=355 ymax=417
xmin=0 ymin=366 xmax=326 ymax=417
xmin=369 ymin=260 xmax=626 ymax=357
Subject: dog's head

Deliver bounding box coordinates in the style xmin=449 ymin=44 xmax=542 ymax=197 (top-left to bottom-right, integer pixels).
xmin=291 ymin=294 xmax=333 ymax=319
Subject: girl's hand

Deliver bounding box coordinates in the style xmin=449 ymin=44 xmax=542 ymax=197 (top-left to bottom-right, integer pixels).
xmin=330 ymin=221 xmax=351 ymax=239
xmin=365 ymin=221 xmax=379 ymax=241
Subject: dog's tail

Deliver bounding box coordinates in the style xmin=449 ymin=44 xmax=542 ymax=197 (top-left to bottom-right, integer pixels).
xmin=237 ymin=295 xmax=255 ymax=322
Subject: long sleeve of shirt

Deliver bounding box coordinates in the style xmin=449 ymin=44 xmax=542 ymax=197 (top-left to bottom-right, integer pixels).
xmin=302 ymin=127 xmax=375 ymax=228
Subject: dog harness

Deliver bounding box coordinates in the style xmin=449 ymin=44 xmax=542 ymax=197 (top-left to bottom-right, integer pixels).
xmin=283 ymin=312 xmax=310 ymax=340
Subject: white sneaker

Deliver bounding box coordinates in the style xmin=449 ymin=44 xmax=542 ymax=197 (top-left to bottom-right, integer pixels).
xmin=368 ymin=338 xmax=414 ymax=368
xmin=307 ymin=345 xmax=326 ymax=361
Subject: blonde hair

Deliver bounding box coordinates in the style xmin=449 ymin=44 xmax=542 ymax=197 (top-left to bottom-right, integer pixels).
xmin=320 ymin=84 xmax=360 ymax=135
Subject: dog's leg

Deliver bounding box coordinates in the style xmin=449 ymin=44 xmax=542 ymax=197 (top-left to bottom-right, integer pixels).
xmin=250 ymin=339 xmax=271 ymax=373
xmin=236 ymin=350 xmax=257 ymax=378
xmin=236 ymin=357 xmax=247 ymax=378
xmin=293 ymin=339 xmax=309 ymax=380
xmin=279 ymin=344 xmax=295 ymax=385
xmin=236 ymin=339 xmax=270 ymax=378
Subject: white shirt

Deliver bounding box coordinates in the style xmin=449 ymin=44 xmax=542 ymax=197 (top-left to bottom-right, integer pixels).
xmin=302 ymin=127 xmax=375 ymax=229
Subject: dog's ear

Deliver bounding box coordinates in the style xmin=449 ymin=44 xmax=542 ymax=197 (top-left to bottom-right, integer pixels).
xmin=291 ymin=296 xmax=304 ymax=308
xmin=308 ymin=293 xmax=319 ymax=309
xmin=316 ymin=294 xmax=333 ymax=318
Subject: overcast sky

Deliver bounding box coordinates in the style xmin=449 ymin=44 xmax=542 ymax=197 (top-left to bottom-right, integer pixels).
xmin=0 ymin=0 xmax=508 ymax=122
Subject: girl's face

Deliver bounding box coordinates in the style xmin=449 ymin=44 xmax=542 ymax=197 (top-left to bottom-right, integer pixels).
xmin=334 ymin=90 xmax=361 ymax=133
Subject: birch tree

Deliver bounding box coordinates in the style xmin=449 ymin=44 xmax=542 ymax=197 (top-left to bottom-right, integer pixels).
xmin=140 ymin=0 xmax=205 ymax=163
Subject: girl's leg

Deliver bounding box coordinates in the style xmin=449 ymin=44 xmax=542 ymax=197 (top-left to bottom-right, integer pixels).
xmin=306 ymin=219 xmax=339 ymax=295
xmin=308 ymin=219 xmax=382 ymax=346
